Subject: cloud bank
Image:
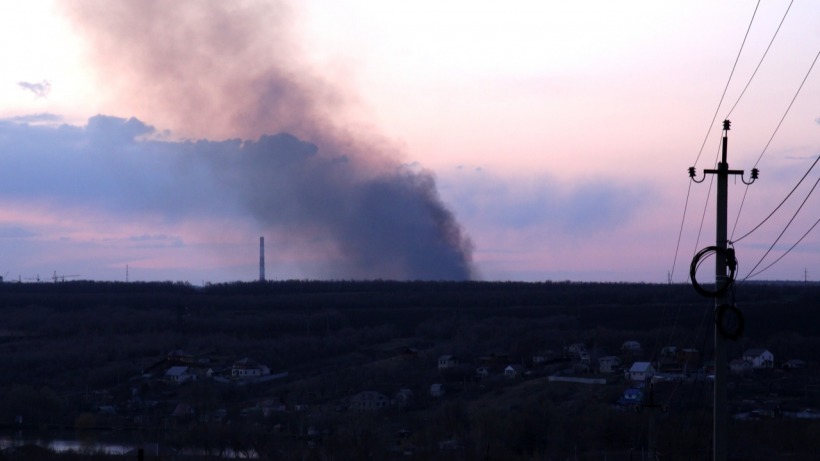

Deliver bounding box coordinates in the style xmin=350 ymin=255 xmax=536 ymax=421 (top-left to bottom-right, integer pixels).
xmin=0 ymin=115 xmax=474 ymax=280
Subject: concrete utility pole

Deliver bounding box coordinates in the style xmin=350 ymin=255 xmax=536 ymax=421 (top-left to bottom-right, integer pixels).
xmin=712 ymin=120 xmax=731 ymax=461
xmin=689 ymin=120 xmax=759 ymax=460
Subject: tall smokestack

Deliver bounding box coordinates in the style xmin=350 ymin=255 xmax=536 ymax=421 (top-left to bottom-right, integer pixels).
xmin=259 ymin=236 xmax=265 ymax=282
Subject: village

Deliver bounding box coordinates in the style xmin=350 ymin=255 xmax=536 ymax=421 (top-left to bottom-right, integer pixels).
xmin=72 ymin=337 xmax=819 ymax=455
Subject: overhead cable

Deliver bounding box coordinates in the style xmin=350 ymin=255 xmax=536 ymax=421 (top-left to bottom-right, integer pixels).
xmin=729 ymin=50 xmax=819 ymax=240
xmin=753 ymin=50 xmax=820 ymax=169
xmin=745 ymin=215 xmax=820 ymax=281
xmin=741 ymin=175 xmax=820 ymax=281
xmin=732 ymin=154 xmax=820 ymax=243
xmin=692 ymin=0 xmax=761 ymax=168
xmin=724 ymin=0 xmax=794 ymax=120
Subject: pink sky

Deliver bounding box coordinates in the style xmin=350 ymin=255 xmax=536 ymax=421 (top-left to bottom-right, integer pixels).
xmin=0 ymin=1 xmax=818 ymax=283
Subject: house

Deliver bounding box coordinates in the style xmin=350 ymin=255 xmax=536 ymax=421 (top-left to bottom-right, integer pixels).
xmin=478 ymin=351 xmax=510 ymax=365
xmin=598 ymin=356 xmax=621 ymax=374
xmin=437 ymin=355 xmax=459 ymax=371
xmin=566 ymin=343 xmax=587 ymax=357
xmin=730 ymin=359 xmax=753 ymax=375
xmin=350 ymin=391 xmax=390 ymax=411
xmin=400 ymin=348 xmax=419 ymax=360
xmin=621 ymin=341 xmax=642 ymax=353
xmin=475 ymin=366 xmax=490 ymax=378
xmin=430 ymin=383 xmax=445 ymax=397
xmin=165 ymin=366 xmax=194 ymax=384
xmin=504 ymin=364 xmax=525 ymax=378
xmin=626 ymin=362 xmax=656 ymax=382
xmin=532 ymin=350 xmax=559 ymax=365
xmin=743 ymin=349 xmax=774 ymax=369
xmin=167 ymin=349 xmax=194 ymax=365
xmin=232 ymin=358 xmax=271 ymax=378
xmin=677 ymin=348 xmax=700 ymax=369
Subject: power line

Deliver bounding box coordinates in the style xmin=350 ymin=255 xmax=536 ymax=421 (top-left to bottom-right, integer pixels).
xmin=741 ymin=175 xmax=820 ymax=281
xmin=753 ymin=50 xmax=820 ymax=170
xmin=671 ymin=2 xmax=761 ymax=283
xmin=745 ymin=214 xmax=820 ymax=281
xmin=724 ymin=0 xmax=794 ymax=120
xmin=692 ymin=0 xmax=761 ymax=168
xmin=729 ymin=51 xmax=820 ymax=239
xmin=669 ymin=180 xmax=694 ymax=282
xmin=732 ymin=154 xmax=820 ymax=243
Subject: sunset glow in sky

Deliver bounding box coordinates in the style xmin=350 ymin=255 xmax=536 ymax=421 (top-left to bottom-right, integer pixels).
xmin=1 ymin=1 xmax=818 ymax=283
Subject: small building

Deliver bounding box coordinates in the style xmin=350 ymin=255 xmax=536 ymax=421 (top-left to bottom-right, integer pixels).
xmin=437 ymin=355 xmax=459 ymax=371
xmin=566 ymin=343 xmax=587 ymax=357
xmin=743 ymin=349 xmax=774 ymax=369
xmin=400 ymin=348 xmax=420 ymax=360
xmin=165 ymin=366 xmax=194 ymax=384
xmin=730 ymin=359 xmax=753 ymax=375
xmin=430 ymin=383 xmax=445 ymax=397
xmin=598 ymin=356 xmax=621 ymax=374
xmin=350 ymin=391 xmax=390 ymax=411
xmin=167 ymin=349 xmax=195 ymax=365
xmin=622 ymin=341 xmax=642 ymax=353
xmin=232 ymin=358 xmax=271 ymax=378
xmin=478 ymin=351 xmax=510 ymax=365
xmin=677 ymin=348 xmax=700 ymax=369
xmin=532 ymin=350 xmax=559 ymax=365
xmin=783 ymin=359 xmax=807 ymax=370
xmin=504 ymin=364 xmax=525 ymax=378
xmin=626 ymin=362 xmax=656 ymax=382
xmin=476 ymin=366 xmax=490 ymax=378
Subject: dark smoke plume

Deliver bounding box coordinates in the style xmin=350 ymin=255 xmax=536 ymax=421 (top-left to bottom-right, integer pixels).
xmin=60 ymin=0 xmax=475 ymax=280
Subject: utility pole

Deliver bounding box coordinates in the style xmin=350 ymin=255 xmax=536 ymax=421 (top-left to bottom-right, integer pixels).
xmin=644 ymin=381 xmax=663 ymax=461
xmin=689 ymin=120 xmax=758 ymax=461
xmin=712 ymin=120 xmax=731 ymax=461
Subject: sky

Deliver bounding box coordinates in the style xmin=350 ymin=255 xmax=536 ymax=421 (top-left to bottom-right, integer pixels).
xmin=0 ymin=0 xmax=818 ymax=284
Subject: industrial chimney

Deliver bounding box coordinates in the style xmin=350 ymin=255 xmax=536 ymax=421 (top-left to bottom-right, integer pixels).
xmin=259 ymin=236 xmax=266 ymax=282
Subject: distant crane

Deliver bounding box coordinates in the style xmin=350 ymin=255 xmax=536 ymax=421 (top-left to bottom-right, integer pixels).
xmin=52 ymin=271 xmax=80 ymax=283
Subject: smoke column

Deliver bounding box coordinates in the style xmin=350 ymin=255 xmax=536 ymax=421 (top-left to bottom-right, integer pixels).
xmin=60 ymin=0 xmax=475 ymax=280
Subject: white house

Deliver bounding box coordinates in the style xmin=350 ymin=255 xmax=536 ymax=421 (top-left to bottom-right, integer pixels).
xmin=476 ymin=366 xmax=490 ymax=378
xmin=626 ymin=362 xmax=656 ymax=382
xmin=742 ymin=349 xmax=774 ymax=369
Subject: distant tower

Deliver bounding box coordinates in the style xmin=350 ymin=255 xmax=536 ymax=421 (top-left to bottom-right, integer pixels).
xmin=259 ymin=237 xmax=266 ymax=282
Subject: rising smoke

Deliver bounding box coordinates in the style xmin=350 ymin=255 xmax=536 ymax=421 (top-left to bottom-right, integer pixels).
xmin=58 ymin=0 xmax=475 ymax=280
